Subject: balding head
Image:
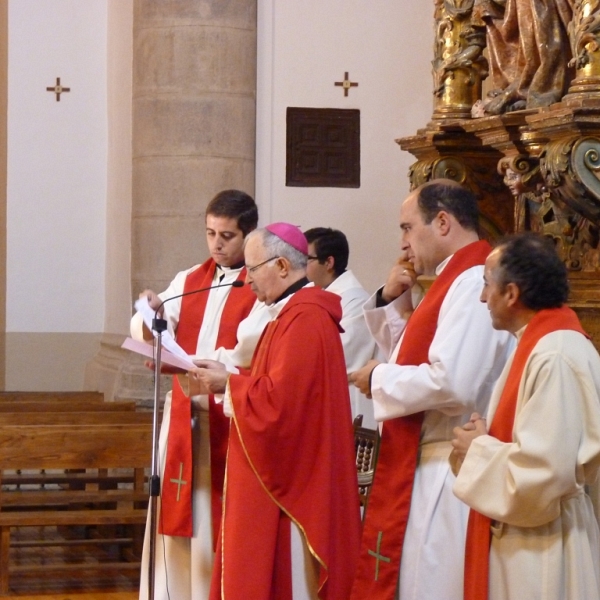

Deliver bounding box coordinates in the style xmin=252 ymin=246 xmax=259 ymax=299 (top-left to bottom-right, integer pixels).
xmin=400 ymin=180 xmax=481 ymax=275
xmin=414 ymin=179 xmax=479 ymax=233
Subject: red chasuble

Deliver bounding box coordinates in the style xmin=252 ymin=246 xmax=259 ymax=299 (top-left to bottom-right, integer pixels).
xmin=463 ymin=305 xmax=589 ymax=600
xmin=210 ymin=287 xmax=361 ymax=600
xmin=351 ymin=239 xmax=492 ymax=600
xmin=159 ymin=258 xmax=255 ymax=539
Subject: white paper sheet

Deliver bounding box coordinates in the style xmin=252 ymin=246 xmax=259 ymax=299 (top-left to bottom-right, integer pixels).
xmin=121 ymin=337 xmax=195 ymax=371
xmin=133 ymin=297 xmax=191 ymax=361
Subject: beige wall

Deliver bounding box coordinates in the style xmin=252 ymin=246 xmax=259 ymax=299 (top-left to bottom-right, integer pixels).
xmin=105 ymin=0 xmax=133 ymax=335
xmin=256 ymin=0 xmax=433 ymax=293
xmin=82 ymin=0 xmax=134 ymax=399
xmin=6 ymin=332 xmax=101 ymax=390
xmin=6 ymin=1 xmax=109 ymax=391
xmin=0 ymin=1 xmax=7 ymax=389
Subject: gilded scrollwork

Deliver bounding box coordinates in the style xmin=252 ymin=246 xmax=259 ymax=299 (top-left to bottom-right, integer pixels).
xmin=532 ymin=138 xmax=600 ymax=270
xmin=568 ymin=0 xmax=600 ymax=71
xmin=431 ymin=156 xmax=469 ymax=183
xmin=541 ymin=136 xmax=600 ymax=223
xmin=408 ymin=156 xmax=467 ymax=190
xmin=494 ymin=152 xmax=598 ymax=270
xmin=407 ymin=161 xmax=433 ymax=191
xmin=433 ymin=0 xmax=488 ymax=119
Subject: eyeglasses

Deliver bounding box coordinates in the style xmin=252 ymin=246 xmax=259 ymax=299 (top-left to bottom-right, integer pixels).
xmin=307 ymin=255 xmax=318 ymax=261
xmin=247 ymin=256 xmax=280 ymax=273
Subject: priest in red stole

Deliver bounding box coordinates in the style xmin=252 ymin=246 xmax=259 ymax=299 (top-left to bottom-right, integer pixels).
xmin=452 ymin=234 xmax=600 ymax=600
xmin=132 ymin=190 xmax=270 ymax=600
xmin=190 ymin=223 xmax=361 ymax=600
xmin=349 ymin=180 xmax=513 ymax=600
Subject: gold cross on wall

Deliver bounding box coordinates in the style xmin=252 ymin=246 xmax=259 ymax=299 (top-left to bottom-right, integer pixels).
xmin=170 ymin=462 xmax=188 ymax=501
xmin=46 ymin=77 xmax=71 ymax=102
xmin=334 ymin=72 xmax=358 ymax=97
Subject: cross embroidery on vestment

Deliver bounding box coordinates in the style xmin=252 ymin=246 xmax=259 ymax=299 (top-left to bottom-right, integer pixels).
xmin=169 ymin=462 xmax=188 ymax=501
xmin=368 ymin=530 xmax=391 ymax=581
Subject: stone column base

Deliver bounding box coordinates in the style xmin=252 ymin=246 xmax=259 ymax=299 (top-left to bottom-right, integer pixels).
xmin=84 ymin=333 xmax=172 ymax=408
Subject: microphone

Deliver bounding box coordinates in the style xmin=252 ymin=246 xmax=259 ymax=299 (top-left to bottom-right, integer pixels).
xmin=152 ymin=280 xmax=245 ymax=333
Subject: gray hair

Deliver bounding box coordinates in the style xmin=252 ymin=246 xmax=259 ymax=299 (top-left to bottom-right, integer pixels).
xmin=246 ymin=229 xmax=307 ymax=271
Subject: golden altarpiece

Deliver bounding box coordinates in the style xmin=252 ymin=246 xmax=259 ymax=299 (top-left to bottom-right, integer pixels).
xmin=399 ymin=0 xmax=600 ymax=341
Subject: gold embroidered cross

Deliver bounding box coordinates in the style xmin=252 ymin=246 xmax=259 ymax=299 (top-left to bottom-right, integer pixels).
xmin=170 ymin=462 xmax=188 ymax=501
xmin=368 ymin=531 xmax=391 ymax=581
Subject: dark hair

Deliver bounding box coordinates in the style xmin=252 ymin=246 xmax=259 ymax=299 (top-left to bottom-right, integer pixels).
xmin=495 ymin=233 xmax=569 ymax=310
xmin=417 ymin=181 xmax=479 ymax=232
xmin=205 ymin=190 xmax=258 ymax=236
xmin=303 ymin=227 xmax=349 ymax=276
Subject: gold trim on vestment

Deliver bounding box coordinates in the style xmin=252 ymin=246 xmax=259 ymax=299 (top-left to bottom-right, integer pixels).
xmin=219 ymin=405 xmax=231 ymax=600
xmin=227 ymin=378 xmax=329 ymax=595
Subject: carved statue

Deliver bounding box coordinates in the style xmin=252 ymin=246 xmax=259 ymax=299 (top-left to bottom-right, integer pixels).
xmin=499 ymin=156 xmax=600 ymax=271
xmin=473 ymin=0 xmax=574 ymax=115
xmin=499 ymin=157 xmax=546 ymax=232
xmin=432 ymin=0 xmax=488 ymax=118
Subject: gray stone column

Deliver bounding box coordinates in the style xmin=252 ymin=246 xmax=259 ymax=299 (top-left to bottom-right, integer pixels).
xmin=88 ymin=0 xmax=256 ymax=404
xmin=132 ymin=0 xmax=257 ymax=295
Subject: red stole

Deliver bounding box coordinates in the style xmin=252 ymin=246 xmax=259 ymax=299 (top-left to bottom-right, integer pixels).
xmin=351 ymin=240 xmax=491 ymax=600
xmin=159 ymin=258 xmax=255 ymax=539
xmin=463 ymin=305 xmax=588 ymax=600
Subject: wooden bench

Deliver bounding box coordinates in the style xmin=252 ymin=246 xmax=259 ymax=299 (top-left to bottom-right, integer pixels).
xmin=0 ymin=400 xmax=137 ymax=413
xmin=0 ymin=423 xmax=152 ymax=595
xmin=0 ymin=410 xmax=154 ymax=426
xmin=0 ymin=403 xmax=143 ymax=497
xmin=0 ymin=391 xmax=105 ymax=403
xmin=0 ymin=411 xmax=157 ymax=489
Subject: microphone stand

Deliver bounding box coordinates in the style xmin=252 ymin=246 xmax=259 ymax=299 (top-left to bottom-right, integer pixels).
xmin=143 ymin=279 xmax=244 ymax=599
xmin=147 ymin=312 xmax=167 ymax=600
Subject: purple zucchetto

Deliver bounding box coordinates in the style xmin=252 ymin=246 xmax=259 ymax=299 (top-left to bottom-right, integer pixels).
xmin=265 ymin=222 xmax=308 ymax=255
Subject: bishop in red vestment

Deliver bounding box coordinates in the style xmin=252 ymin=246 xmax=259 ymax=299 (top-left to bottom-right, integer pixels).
xmin=191 ymin=223 xmax=361 ymax=600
